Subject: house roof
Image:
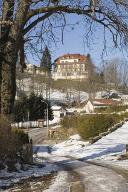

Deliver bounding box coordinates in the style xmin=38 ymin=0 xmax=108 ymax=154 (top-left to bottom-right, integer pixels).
xmin=51 ymin=105 xmax=67 ymax=111
xmin=92 ymin=99 xmax=121 ymax=106
xmin=52 ymin=106 xmax=62 ymax=110
xmin=80 ymin=99 xmax=121 ymax=108
xmin=55 ymin=54 xmax=87 ymax=64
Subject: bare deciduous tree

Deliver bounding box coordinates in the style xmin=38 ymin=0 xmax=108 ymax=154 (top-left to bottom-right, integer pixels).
xmin=103 ymin=57 xmax=128 ymax=90
xmin=103 ymin=59 xmax=120 ymax=87
xmin=0 ymin=0 xmax=128 ymax=114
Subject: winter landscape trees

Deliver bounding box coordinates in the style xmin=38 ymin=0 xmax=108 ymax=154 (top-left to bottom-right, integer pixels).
xmin=13 ymin=93 xmax=53 ymax=122
xmin=40 ymin=46 xmax=52 ymax=72
xmin=0 ymin=0 xmax=128 ymax=115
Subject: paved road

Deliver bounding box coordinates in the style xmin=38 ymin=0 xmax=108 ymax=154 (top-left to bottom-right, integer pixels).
xmin=25 ymin=128 xmax=62 ymax=145
xmin=25 ymin=129 xmax=128 ymax=191
xmin=25 ymin=128 xmax=47 ymax=144
xmin=59 ymin=158 xmax=128 ymax=192
xmin=33 ymin=145 xmax=128 ymax=192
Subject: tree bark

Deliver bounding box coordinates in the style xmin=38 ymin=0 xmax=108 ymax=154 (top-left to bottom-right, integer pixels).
xmin=0 ymin=0 xmax=30 ymax=115
xmin=1 ymin=33 xmax=18 ymax=114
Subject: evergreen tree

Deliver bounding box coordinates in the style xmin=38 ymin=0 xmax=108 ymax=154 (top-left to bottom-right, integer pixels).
xmin=86 ymin=54 xmax=97 ymax=98
xmin=13 ymin=93 xmax=53 ymax=122
xmin=40 ymin=47 xmax=52 ymax=72
xmin=13 ymin=95 xmax=28 ymax=122
xmin=86 ymin=54 xmax=96 ymax=79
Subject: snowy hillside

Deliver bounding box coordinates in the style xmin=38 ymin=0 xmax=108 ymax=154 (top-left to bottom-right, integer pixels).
xmin=16 ymin=76 xmax=128 ymax=104
xmin=52 ymin=121 xmax=128 ymax=161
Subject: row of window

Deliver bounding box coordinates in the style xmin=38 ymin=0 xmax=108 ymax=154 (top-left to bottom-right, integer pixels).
xmin=57 ymin=71 xmax=88 ymax=76
xmin=60 ymin=59 xmax=78 ymax=63
xmin=57 ymin=68 xmax=86 ymax=73
xmin=55 ymin=72 xmax=88 ymax=76
xmin=57 ymin=64 xmax=86 ymax=69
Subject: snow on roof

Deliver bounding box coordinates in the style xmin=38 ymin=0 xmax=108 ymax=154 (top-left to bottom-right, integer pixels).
xmin=51 ymin=106 xmax=62 ymax=110
xmin=66 ymin=108 xmax=77 ymax=112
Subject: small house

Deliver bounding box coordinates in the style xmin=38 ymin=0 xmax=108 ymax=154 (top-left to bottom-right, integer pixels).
xmin=83 ymin=99 xmax=121 ymax=113
xmin=83 ymin=100 xmax=94 ymax=113
xmin=51 ymin=105 xmax=67 ymax=118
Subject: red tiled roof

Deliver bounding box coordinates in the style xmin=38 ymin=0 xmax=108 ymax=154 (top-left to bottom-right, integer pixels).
xmin=79 ymin=99 xmax=121 ymax=109
xmin=55 ymin=54 xmax=87 ymax=64
xmin=92 ymin=99 xmax=120 ymax=106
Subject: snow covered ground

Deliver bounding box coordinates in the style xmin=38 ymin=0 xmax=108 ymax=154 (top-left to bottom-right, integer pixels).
xmin=52 ymin=121 xmax=128 ymax=162
xmin=0 ymin=161 xmax=58 ymax=189
xmin=1 ymin=121 xmax=128 ymax=190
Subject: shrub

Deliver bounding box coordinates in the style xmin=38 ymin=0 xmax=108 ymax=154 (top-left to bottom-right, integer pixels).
xmin=0 ymin=115 xmax=30 ymax=170
xmin=0 ymin=115 xmax=17 ymax=169
xmin=61 ymin=115 xmax=78 ymax=129
xmin=76 ymin=114 xmax=117 ymax=139
xmin=61 ymin=113 xmax=128 ymax=140
xmin=95 ymin=105 xmax=128 ymax=113
xmin=12 ymin=128 xmax=29 ymax=146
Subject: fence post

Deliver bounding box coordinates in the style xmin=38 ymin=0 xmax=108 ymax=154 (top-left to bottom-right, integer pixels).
xmin=22 ymin=142 xmax=33 ymax=164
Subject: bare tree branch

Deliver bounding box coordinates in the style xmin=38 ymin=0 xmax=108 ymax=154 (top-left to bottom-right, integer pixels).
xmin=24 ymin=11 xmax=53 ymax=34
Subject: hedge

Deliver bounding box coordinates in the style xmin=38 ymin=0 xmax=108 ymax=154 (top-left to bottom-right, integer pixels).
xmin=61 ymin=113 xmax=128 ymax=140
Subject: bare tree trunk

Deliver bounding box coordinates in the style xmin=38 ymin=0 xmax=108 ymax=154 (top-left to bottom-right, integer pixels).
xmin=0 ymin=60 xmax=2 ymax=113
xmin=0 ymin=0 xmax=30 ymax=115
xmin=1 ymin=37 xmax=18 ymax=114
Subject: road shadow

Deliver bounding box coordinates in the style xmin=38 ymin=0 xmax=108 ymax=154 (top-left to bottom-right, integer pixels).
xmin=33 ymin=143 xmax=125 ymax=172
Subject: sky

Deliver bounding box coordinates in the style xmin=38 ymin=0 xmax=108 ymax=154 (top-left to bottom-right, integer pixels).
xmin=28 ymin=14 xmax=128 ymax=69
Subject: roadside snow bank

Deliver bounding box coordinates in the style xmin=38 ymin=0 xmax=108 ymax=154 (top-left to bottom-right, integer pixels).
xmin=52 ymin=134 xmax=89 ymax=156
xmin=52 ymin=121 xmax=128 ymax=161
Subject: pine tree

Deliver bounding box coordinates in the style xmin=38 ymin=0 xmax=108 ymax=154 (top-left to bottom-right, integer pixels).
xmin=13 ymin=93 xmax=53 ymax=122
xmin=40 ymin=47 xmax=52 ymax=72
xmin=86 ymin=54 xmax=97 ymax=98
xmin=86 ymin=54 xmax=97 ymax=82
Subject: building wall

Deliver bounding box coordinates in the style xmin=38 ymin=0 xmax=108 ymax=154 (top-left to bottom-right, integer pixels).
xmin=84 ymin=101 xmax=94 ymax=113
xmin=25 ymin=64 xmax=45 ymax=75
xmin=53 ymin=54 xmax=89 ymax=80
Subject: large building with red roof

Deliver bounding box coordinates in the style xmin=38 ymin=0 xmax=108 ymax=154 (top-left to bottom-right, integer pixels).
xmin=52 ymin=54 xmax=89 ymax=80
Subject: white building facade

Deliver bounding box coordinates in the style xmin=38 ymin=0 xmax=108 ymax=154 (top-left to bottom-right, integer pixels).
xmin=52 ymin=54 xmax=89 ymax=80
xmin=25 ymin=63 xmax=45 ymax=75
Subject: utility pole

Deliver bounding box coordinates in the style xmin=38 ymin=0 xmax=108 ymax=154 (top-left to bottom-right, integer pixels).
xmin=41 ymin=100 xmax=49 ymax=137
